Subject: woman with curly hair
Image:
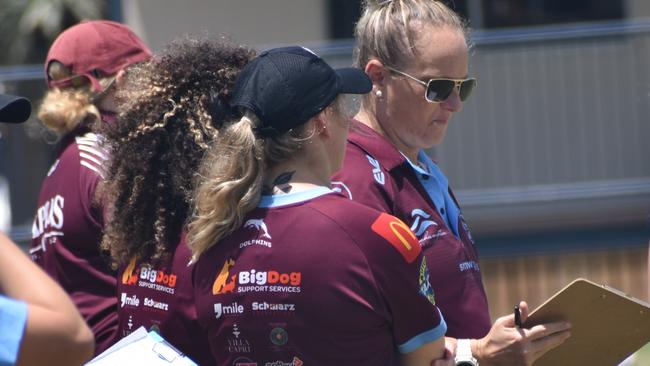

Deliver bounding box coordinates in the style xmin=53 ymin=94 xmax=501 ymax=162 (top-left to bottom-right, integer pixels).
xmin=29 ymin=20 xmax=151 ymax=354
xmin=95 ymin=37 xmax=254 ymax=365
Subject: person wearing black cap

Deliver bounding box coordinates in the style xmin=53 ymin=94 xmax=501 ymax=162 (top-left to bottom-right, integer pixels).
xmin=1 ymin=94 xmax=94 ymax=366
xmin=0 ymin=94 xmax=31 ymax=124
xmin=0 ymin=94 xmax=31 ymax=231
xmin=188 ymin=46 xmax=450 ymax=365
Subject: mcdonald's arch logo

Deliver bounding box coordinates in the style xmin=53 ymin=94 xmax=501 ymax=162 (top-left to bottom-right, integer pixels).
xmin=371 ymin=213 xmax=421 ymax=263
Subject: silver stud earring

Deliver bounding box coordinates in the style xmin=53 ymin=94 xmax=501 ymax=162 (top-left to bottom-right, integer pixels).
xmin=375 ymin=90 xmax=383 ymax=98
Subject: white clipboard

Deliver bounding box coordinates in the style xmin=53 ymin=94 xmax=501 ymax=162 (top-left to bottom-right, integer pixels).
xmin=85 ymin=327 xmax=198 ymax=366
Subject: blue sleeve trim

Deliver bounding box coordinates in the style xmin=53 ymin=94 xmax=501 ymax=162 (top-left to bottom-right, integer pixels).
xmin=397 ymin=311 xmax=447 ymax=354
xmin=0 ymin=295 xmax=28 ymax=366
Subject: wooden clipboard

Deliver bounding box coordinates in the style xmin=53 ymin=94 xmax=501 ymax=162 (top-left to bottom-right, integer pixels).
xmin=524 ymin=278 xmax=650 ymax=366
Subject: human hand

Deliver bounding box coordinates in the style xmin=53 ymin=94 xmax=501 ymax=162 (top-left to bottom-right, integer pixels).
xmin=430 ymin=340 xmax=455 ymax=366
xmin=444 ymin=337 xmax=457 ymax=360
xmin=473 ymin=300 xmax=571 ymax=366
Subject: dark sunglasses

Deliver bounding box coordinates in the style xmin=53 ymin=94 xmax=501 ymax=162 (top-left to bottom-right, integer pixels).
xmin=385 ymin=66 xmax=476 ymax=103
xmin=48 ymin=68 xmax=106 ymax=91
xmin=49 ymin=74 xmax=91 ymax=89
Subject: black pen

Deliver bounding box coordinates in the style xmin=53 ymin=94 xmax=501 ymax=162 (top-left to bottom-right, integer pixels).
xmin=514 ymin=304 xmax=522 ymax=328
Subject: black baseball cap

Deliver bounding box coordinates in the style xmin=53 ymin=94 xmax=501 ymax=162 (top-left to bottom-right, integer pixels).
xmin=230 ymin=46 xmax=372 ymax=136
xmin=0 ymin=94 xmax=31 ymax=124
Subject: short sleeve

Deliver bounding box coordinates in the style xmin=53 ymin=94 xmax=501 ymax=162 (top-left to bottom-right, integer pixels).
xmin=75 ymin=136 xmax=107 ymax=228
xmin=0 ymin=295 xmax=28 ymax=366
xmin=365 ymin=213 xmax=447 ymax=353
xmin=332 ymin=143 xmax=393 ymax=213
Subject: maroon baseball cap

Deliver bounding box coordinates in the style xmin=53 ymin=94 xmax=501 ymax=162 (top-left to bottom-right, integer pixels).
xmin=45 ymin=20 xmax=152 ymax=92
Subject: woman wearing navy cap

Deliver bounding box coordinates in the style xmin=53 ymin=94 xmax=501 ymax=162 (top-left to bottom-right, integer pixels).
xmin=333 ymin=1 xmax=571 ymax=365
xmin=188 ymin=46 xmax=451 ymax=365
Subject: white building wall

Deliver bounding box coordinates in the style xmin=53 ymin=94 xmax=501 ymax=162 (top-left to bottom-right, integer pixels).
xmin=627 ymin=0 xmax=650 ymax=18
xmin=123 ymin=0 xmax=329 ymax=51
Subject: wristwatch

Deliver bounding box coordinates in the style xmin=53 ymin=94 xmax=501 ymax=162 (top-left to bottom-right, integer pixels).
xmin=455 ymin=339 xmax=479 ymax=366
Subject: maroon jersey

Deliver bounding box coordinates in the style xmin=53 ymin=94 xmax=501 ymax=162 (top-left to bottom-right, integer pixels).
xmin=193 ymin=188 xmax=446 ymax=365
xmin=117 ymin=235 xmax=213 ymax=365
xmin=29 ymin=129 xmax=118 ymax=353
xmin=333 ymin=122 xmax=491 ymax=339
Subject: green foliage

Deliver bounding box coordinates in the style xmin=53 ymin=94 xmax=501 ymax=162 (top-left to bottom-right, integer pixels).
xmin=0 ymin=0 xmax=105 ymax=65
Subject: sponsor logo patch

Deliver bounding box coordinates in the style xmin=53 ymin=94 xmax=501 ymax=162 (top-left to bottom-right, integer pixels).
xmin=269 ymin=327 xmax=289 ymax=346
xmin=410 ymin=209 xmax=438 ymax=237
xmin=459 ymin=214 xmax=476 ymax=245
xmin=233 ymin=357 xmax=258 ymax=366
xmin=371 ymin=213 xmax=421 ymax=263
xmin=252 ymin=302 xmax=296 ymax=313
xmin=120 ymin=293 xmax=140 ymax=308
xmin=144 ymin=297 xmax=169 ymax=312
xmin=214 ymin=302 xmax=245 ymax=319
xmin=121 ymin=259 xmax=178 ymax=295
xmin=459 ymin=261 xmax=480 ymax=272
xmin=31 ymin=194 xmax=65 ymax=242
xmin=264 ymin=357 xmax=303 ymax=366
xmin=244 ymin=219 xmax=272 ymax=239
xmin=228 ymin=323 xmax=252 ymax=353
xmin=213 ymin=260 xmax=302 ymax=295
xmin=331 ymin=181 xmax=353 ymax=200
xmin=366 ymin=155 xmax=385 ymax=185
xmin=418 ymin=258 xmax=436 ymax=305
xmin=213 ymin=259 xmax=237 ymax=295
xmin=410 ymin=208 xmax=447 ymax=248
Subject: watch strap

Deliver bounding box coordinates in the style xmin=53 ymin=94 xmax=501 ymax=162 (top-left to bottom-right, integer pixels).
xmin=455 ymin=339 xmax=478 ymax=366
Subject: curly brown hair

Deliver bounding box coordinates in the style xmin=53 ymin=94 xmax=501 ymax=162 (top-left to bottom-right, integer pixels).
xmin=95 ymin=37 xmax=254 ymax=268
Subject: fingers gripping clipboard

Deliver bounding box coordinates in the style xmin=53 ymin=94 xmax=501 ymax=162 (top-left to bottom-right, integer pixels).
xmin=524 ymin=278 xmax=650 ymax=366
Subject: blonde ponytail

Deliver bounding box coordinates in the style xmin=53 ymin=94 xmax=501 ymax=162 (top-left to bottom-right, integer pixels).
xmin=188 ymin=112 xmax=264 ymax=261
xmin=188 ymin=111 xmax=316 ymax=261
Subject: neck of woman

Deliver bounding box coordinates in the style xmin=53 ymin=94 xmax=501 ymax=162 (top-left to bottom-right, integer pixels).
xmin=262 ymin=157 xmax=331 ymax=196
xmin=354 ymin=108 xmax=420 ymax=163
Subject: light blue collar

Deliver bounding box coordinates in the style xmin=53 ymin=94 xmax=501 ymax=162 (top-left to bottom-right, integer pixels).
xmin=402 ymin=150 xmax=433 ymax=176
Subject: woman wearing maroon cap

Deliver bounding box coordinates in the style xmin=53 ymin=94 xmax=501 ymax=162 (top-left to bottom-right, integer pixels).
xmin=29 ymin=20 xmax=151 ymax=354
xmin=94 ymin=37 xmax=254 ymax=365
xmin=333 ymin=1 xmax=571 ymax=365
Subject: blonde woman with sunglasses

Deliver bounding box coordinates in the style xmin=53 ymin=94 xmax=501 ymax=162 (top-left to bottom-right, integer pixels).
xmin=333 ymin=1 xmax=571 ymax=365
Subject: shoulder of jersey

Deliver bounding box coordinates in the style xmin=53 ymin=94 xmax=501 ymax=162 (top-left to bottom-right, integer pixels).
xmin=370 ymin=212 xmax=421 ymax=264
xmin=74 ymin=132 xmax=108 ymax=177
xmin=314 ymin=196 xmax=420 ymax=264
